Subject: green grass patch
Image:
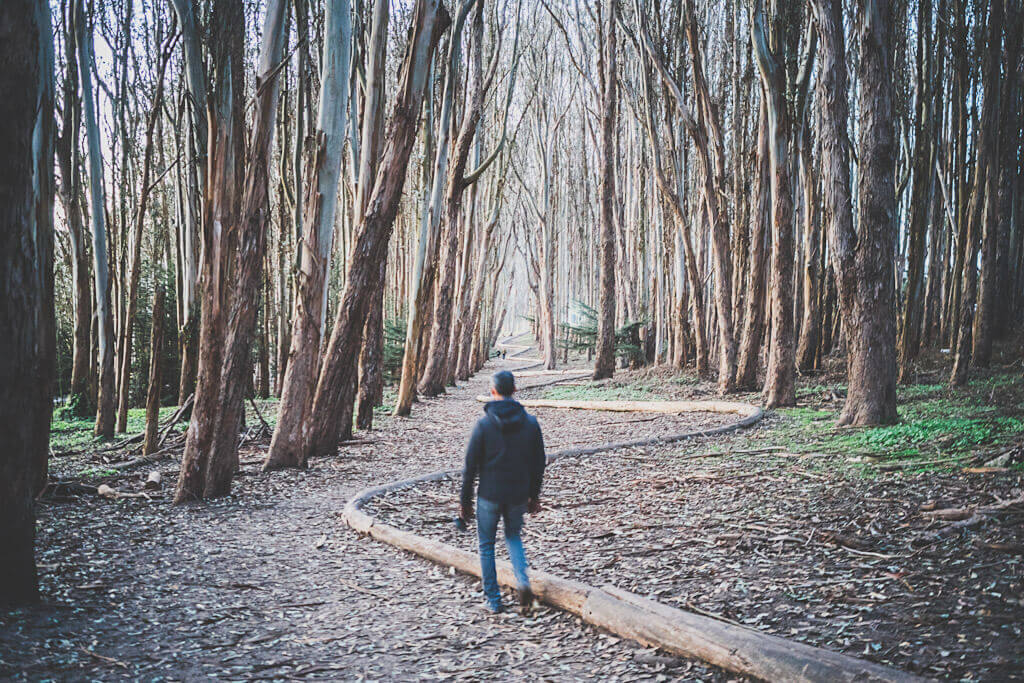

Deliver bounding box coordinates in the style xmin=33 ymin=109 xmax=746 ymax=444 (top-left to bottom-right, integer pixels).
xmin=771 ymin=372 xmax=1024 ymax=468
xmin=51 ymin=405 xmax=185 ymax=452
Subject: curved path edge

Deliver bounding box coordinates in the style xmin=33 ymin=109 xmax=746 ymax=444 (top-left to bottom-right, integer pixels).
xmin=342 ymin=399 xmax=923 ymax=683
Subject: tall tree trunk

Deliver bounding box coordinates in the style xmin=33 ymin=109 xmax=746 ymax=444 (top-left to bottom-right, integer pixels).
xmin=176 ymin=0 xmax=287 ymax=499
xmin=898 ymin=0 xmax=933 ymax=381
xmin=954 ymin=0 xmax=1003 ymax=384
xmin=265 ymin=0 xmax=352 ymax=470
xmin=750 ymin=3 xmax=796 ymax=408
xmin=795 ymin=121 xmax=821 ymax=374
xmin=994 ymin=3 xmax=1021 ymax=336
xmin=737 ymin=102 xmax=770 ymax=389
xmin=170 ymin=0 xmax=206 ymax=406
xmin=972 ymin=0 xmax=1014 ymax=365
xmin=593 ymin=0 xmax=618 ymax=380
xmin=356 ymin=260 xmax=386 ymax=429
xmin=419 ymin=0 xmax=492 ymax=396
xmin=355 ymin=0 xmax=390 ymax=429
xmin=143 ymin=231 xmax=169 ymax=457
xmin=1 ymin=0 xmax=53 ymax=604
xmin=394 ymin=93 xmax=438 ymax=417
xmin=57 ymin=17 xmax=93 ymax=416
xmin=812 ymin=0 xmax=899 ymax=424
xmin=116 ymin=41 xmax=171 ymax=432
xmin=76 ymin=0 xmax=116 ymax=438
xmin=684 ymin=4 xmax=738 ymax=394
xmin=306 ymin=0 xmax=451 ymax=458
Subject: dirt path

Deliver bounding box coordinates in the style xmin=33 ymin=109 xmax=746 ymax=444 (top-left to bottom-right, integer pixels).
xmin=1 ymin=355 xmax=729 ymax=681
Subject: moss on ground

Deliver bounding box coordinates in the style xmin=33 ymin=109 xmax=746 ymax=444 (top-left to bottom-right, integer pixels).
xmin=50 ymin=405 xmax=184 ymax=452
xmin=775 ymin=373 xmax=1024 ymax=467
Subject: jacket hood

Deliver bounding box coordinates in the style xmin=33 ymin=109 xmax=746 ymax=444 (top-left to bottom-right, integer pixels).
xmin=484 ymin=398 xmax=527 ymax=432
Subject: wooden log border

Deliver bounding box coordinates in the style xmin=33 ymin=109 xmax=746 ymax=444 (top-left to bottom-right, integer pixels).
xmin=343 ymin=397 xmax=924 ymax=683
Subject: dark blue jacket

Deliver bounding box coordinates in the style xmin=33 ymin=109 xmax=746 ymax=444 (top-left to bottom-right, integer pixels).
xmin=461 ymin=399 xmax=546 ymax=508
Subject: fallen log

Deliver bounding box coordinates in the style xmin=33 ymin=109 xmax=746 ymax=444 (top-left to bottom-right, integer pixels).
xmin=342 ymin=398 xmax=921 ymax=682
xmin=346 ymin=496 xmax=919 ymax=682
xmin=97 ymin=484 xmax=151 ymax=500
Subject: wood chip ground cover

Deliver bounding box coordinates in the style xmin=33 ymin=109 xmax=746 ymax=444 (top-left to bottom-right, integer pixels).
xmin=1 ymin=361 xmax=736 ymax=681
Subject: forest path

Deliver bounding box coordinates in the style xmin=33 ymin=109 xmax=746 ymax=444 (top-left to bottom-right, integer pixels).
xmin=4 ymin=348 xmax=730 ymax=681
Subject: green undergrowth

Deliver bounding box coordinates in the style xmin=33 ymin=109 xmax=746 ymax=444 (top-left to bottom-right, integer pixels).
xmin=757 ymin=373 xmax=1024 ymax=473
xmin=50 ymin=398 xmax=283 ymax=454
xmin=50 ymin=405 xmax=184 ymax=452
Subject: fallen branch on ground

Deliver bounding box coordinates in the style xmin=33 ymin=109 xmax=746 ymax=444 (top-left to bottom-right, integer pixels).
xmin=920 ymin=494 xmax=1024 ymax=543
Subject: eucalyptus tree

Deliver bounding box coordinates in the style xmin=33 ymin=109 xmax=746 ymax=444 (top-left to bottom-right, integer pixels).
xmin=302 ymin=0 xmax=452 ymax=459
xmin=592 ymin=0 xmax=618 ymax=381
xmin=75 ymin=0 xmax=117 ymax=437
xmin=1 ymin=0 xmax=54 ymax=604
xmin=265 ymin=0 xmax=353 ymax=470
xmin=749 ymin=0 xmax=798 ymax=408
xmin=175 ymin=0 xmax=288 ymax=501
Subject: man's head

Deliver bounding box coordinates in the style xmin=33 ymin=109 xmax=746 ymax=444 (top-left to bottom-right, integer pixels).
xmin=490 ymin=371 xmax=515 ymax=399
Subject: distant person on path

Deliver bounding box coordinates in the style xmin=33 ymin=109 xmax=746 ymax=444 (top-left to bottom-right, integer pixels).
xmin=459 ymin=371 xmax=546 ymax=613
xmin=501 ymin=349 xmax=507 ymax=360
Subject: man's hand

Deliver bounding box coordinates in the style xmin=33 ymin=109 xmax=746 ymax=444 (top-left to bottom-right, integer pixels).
xmin=459 ymin=502 xmax=474 ymax=521
xmin=528 ymin=498 xmax=542 ymax=514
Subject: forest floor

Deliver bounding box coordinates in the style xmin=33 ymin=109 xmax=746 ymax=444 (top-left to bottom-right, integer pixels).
xmin=3 ymin=339 xmax=1023 ymax=680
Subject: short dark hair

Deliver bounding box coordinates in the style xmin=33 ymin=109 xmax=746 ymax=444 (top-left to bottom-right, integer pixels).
xmin=492 ymin=371 xmax=515 ymax=397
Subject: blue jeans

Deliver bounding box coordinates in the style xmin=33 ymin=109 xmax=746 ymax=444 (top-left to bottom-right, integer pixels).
xmin=476 ymin=497 xmax=530 ymax=607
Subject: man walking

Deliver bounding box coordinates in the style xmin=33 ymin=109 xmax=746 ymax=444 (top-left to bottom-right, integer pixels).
xmin=459 ymin=371 xmax=546 ymax=613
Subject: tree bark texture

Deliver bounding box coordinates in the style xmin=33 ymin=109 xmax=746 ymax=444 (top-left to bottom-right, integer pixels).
xmin=736 ymin=102 xmax=770 ymax=389
xmin=0 ymin=0 xmax=52 ymax=604
xmin=306 ymin=0 xmax=452 ymax=458
xmin=419 ymin=0 xmax=490 ymax=396
xmin=593 ymin=0 xmax=618 ymax=381
xmin=265 ymin=0 xmax=352 ymax=470
xmin=176 ymin=0 xmax=286 ymax=500
xmin=76 ymin=0 xmax=116 ymax=438
xmin=750 ymin=4 xmax=796 ymax=408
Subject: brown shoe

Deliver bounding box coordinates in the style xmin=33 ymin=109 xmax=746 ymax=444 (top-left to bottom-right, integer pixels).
xmin=516 ymin=586 xmax=534 ymax=614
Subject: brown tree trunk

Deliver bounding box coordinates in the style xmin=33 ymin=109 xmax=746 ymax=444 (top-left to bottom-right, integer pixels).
xmin=355 ymin=0 xmax=390 ymax=429
xmin=1 ymin=0 xmax=52 ymax=604
xmin=263 ymin=0 xmax=351 ymax=470
xmin=356 ymin=260 xmax=386 ymax=429
xmin=812 ymin=0 xmax=899 ymax=424
xmin=994 ymin=4 xmax=1021 ymax=337
xmin=143 ymin=237 xmax=168 ymax=457
xmin=844 ymin=0 xmax=899 ymax=424
xmin=593 ymin=0 xmax=618 ymax=381
xmin=57 ymin=24 xmax=93 ymax=416
xmin=737 ymin=102 xmax=770 ymax=389
xmin=306 ymin=0 xmax=451 ymax=458
xmin=684 ymin=5 xmax=737 ymax=394
xmin=898 ymin=0 xmax=933 ymax=381
xmin=419 ymin=0 xmax=491 ymax=396
xmin=750 ymin=5 xmax=795 ymax=408
xmin=176 ymin=0 xmax=286 ymax=500
xmin=954 ymin=0 xmax=1003 ymax=384
xmin=795 ymin=122 xmax=821 ymax=374
xmin=973 ymin=0 xmax=1016 ymax=365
